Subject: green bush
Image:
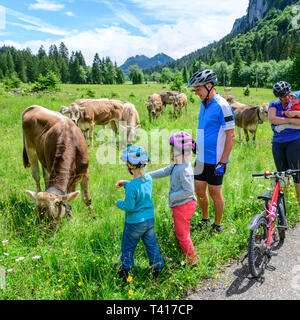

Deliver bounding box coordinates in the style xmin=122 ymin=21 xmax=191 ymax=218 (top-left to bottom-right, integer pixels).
xmin=32 ymin=72 xmax=60 ymax=92
xmin=244 ymin=85 xmax=250 ymax=96
xmin=4 ymin=75 xmax=22 ymax=90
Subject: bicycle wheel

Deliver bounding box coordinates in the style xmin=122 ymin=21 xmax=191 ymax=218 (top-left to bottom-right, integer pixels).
xmin=248 ymin=216 xmax=268 ymax=278
xmin=277 ymin=197 xmax=286 ymax=241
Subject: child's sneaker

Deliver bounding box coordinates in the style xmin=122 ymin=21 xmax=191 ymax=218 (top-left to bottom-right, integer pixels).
xmin=210 ymin=223 xmax=223 ymax=233
xmin=152 ymin=267 xmax=163 ymax=278
xmin=117 ymin=267 xmax=129 ymax=281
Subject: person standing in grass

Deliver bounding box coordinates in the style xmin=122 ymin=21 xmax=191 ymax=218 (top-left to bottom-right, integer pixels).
xmin=148 ymin=132 xmax=198 ymax=266
xmin=269 ymin=81 xmax=300 ymax=202
xmin=115 ymin=145 xmax=165 ymax=280
xmin=187 ymin=69 xmax=236 ymax=233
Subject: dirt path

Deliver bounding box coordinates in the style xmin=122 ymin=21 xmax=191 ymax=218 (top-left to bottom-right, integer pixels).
xmin=187 ymin=223 xmax=300 ymax=300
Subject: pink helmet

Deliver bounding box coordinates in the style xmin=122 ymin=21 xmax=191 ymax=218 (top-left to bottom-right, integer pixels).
xmin=169 ymin=131 xmax=197 ymax=155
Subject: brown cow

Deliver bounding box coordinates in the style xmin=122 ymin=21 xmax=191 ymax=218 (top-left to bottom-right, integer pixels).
xmin=145 ymin=93 xmax=163 ymax=121
xmin=169 ymin=93 xmax=188 ymax=118
xmin=234 ymin=103 xmax=269 ymax=142
xmin=60 ymin=99 xmax=124 ymax=148
xmin=22 ymin=105 xmax=94 ymax=229
xmin=119 ymin=102 xmax=141 ymax=145
xmin=160 ymin=91 xmax=179 ymax=112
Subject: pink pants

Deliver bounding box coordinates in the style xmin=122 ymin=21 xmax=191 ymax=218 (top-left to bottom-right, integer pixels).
xmin=171 ymin=199 xmax=198 ymax=265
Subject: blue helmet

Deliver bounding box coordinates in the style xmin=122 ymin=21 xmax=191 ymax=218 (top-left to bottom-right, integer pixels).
xmin=121 ymin=145 xmax=150 ymax=168
xmin=291 ymin=91 xmax=300 ymax=100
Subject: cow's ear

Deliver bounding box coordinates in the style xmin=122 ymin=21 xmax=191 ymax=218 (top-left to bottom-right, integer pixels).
xmin=26 ymin=190 xmax=37 ymax=201
xmin=62 ymin=191 xmax=80 ymax=203
xmin=60 ymin=106 xmax=69 ymax=114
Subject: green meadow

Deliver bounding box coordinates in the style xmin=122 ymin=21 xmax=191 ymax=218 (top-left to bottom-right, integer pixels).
xmin=0 ymin=83 xmax=299 ymax=300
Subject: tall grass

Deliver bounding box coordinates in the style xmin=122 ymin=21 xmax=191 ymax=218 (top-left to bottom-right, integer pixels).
xmin=0 ymin=84 xmax=299 ymax=300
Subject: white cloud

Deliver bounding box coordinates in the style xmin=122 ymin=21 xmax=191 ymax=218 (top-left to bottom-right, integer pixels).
xmin=64 ymin=11 xmax=74 ymax=16
xmin=28 ymin=0 xmax=65 ymax=11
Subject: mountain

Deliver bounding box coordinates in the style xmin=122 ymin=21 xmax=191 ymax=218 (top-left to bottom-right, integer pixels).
xmin=120 ymin=53 xmax=174 ymax=75
xmin=143 ymin=0 xmax=300 ymax=75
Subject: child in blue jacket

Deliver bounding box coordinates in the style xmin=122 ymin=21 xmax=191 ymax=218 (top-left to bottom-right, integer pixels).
xmin=115 ymin=145 xmax=165 ymax=280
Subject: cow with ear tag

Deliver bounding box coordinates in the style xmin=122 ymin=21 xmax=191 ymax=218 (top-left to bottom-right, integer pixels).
xmin=26 ymin=190 xmax=80 ymax=227
xmin=22 ymin=105 xmax=95 ymax=229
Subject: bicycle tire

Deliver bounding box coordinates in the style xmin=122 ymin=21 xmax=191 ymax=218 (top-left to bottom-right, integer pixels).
xmin=277 ymin=197 xmax=286 ymax=241
xmin=248 ymin=215 xmax=268 ymax=278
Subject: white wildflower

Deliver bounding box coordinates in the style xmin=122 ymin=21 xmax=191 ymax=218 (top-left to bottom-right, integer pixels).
xmin=231 ymin=228 xmax=236 ymax=234
xmin=2 ymin=240 xmax=8 ymax=244
xmin=16 ymin=257 xmax=25 ymax=262
xmin=6 ymin=269 xmax=13 ymax=273
xmin=32 ymin=256 xmax=41 ymax=260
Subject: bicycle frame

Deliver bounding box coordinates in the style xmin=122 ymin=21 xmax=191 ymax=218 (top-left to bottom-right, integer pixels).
xmin=265 ymin=180 xmax=280 ymax=249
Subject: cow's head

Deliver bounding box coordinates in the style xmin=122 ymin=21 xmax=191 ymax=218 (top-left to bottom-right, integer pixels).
xmin=146 ymin=95 xmax=162 ymax=117
xmin=259 ymin=103 xmax=269 ymax=122
xmin=60 ymin=103 xmax=85 ymax=124
xmin=25 ymin=190 xmax=80 ymax=221
xmin=119 ymin=124 xmax=141 ymax=145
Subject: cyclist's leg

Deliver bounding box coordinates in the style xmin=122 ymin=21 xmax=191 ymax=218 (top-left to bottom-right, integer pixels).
xmin=208 ymin=184 xmax=224 ymax=225
xmin=286 ymin=138 xmax=300 ymax=201
xmin=194 ymin=161 xmax=209 ymax=220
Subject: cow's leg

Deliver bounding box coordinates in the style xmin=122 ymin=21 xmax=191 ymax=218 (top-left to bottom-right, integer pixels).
xmin=110 ymin=120 xmax=118 ymax=143
xmin=237 ymin=127 xmax=242 ymax=141
xmin=80 ymin=170 xmax=96 ymax=218
xmin=42 ymin=167 xmax=50 ymax=190
xmin=89 ymin=123 xmax=94 ymax=148
xmin=244 ymin=129 xmax=249 ymax=142
xmin=27 ymin=148 xmax=41 ymax=192
xmin=251 ymin=130 xmax=256 ymax=142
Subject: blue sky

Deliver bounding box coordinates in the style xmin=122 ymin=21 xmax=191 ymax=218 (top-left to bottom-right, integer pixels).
xmin=0 ymin=0 xmax=249 ymax=66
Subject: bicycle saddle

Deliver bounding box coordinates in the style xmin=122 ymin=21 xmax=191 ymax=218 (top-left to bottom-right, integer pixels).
xmin=257 ymin=189 xmax=272 ymax=201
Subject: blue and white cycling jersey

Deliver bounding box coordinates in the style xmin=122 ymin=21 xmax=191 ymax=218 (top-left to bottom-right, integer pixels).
xmin=196 ymin=94 xmax=235 ymax=165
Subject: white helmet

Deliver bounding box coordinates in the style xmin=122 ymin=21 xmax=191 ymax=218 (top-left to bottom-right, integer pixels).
xmin=187 ymin=69 xmax=218 ymax=88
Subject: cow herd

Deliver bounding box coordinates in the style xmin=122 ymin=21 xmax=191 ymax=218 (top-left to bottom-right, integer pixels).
xmin=21 ymin=89 xmax=269 ymax=230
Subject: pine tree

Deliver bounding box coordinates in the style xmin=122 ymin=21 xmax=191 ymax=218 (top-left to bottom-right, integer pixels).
xmin=231 ymin=52 xmax=243 ymax=86
xmin=291 ymin=42 xmax=300 ymax=88
xmin=91 ymin=53 xmax=101 ymax=84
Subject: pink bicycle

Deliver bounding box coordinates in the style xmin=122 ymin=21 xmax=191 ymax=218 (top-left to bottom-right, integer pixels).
xmin=248 ymin=169 xmax=300 ymax=278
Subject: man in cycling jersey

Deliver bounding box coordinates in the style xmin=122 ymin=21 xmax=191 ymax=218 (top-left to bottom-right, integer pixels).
xmin=187 ymin=69 xmax=236 ymax=233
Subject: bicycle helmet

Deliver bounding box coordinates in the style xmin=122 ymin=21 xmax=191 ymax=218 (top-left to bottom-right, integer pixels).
xmin=121 ymin=145 xmax=150 ymax=168
xmin=169 ymin=131 xmax=197 ymax=155
xmin=272 ymin=81 xmax=291 ymax=98
xmin=187 ymin=69 xmax=218 ymax=88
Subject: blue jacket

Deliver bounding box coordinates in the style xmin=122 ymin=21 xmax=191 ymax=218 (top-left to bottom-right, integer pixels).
xmin=116 ymin=174 xmax=154 ymax=224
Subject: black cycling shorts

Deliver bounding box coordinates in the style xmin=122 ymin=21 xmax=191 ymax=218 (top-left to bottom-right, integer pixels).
xmin=194 ymin=160 xmax=226 ymax=186
xmin=272 ymin=138 xmax=300 ymax=183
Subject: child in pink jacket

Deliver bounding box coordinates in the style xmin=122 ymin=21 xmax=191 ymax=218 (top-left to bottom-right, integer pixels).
xmin=148 ymin=132 xmax=198 ymax=266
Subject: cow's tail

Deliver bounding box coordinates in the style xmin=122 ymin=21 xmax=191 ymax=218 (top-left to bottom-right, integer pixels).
xmin=23 ymin=135 xmax=30 ymax=168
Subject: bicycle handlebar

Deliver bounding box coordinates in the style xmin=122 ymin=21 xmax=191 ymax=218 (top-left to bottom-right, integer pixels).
xmin=252 ymin=169 xmax=300 ymax=178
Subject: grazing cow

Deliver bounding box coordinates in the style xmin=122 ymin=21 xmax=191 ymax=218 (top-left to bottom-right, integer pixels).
xmin=119 ymin=102 xmax=141 ymax=145
xmin=60 ymin=99 xmax=124 ymax=147
xmin=160 ymin=91 xmax=179 ymax=112
xmin=224 ymin=87 xmax=232 ymax=94
xmin=145 ymin=93 xmax=163 ymax=121
xmin=22 ymin=105 xmax=94 ymax=229
xmin=234 ymin=103 xmax=269 ymax=142
xmin=169 ymin=93 xmax=188 ymax=118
